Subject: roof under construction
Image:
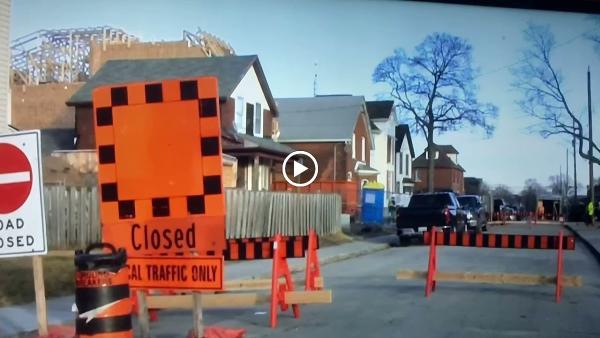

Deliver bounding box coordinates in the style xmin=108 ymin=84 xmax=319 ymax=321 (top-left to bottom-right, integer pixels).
xmin=10 ymin=26 xmax=235 ymax=85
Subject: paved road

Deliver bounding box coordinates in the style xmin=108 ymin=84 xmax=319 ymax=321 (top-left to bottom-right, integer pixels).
xmin=145 ymin=223 xmax=600 ymax=337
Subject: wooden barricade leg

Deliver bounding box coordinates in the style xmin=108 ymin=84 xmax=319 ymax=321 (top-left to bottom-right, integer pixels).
xmin=556 ymin=230 xmax=564 ymax=303
xmin=425 ymin=230 xmax=437 ymax=298
xmin=305 ymin=229 xmax=322 ymax=291
xmin=271 ymin=235 xmax=301 ymax=328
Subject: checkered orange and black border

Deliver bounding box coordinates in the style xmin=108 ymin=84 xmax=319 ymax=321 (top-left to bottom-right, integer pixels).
xmin=93 ymin=77 xmax=226 ymax=256
xmin=224 ymin=235 xmax=316 ymax=261
xmin=425 ymin=231 xmax=575 ymax=250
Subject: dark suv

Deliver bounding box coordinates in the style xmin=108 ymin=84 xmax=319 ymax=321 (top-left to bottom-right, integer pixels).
xmin=457 ymin=195 xmax=488 ymax=232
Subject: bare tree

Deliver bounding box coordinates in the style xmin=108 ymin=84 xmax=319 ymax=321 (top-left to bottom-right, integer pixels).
xmin=492 ymin=185 xmax=516 ymax=205
xmin=373 ymin=33 xmax=498 ymax=192
xmin=512 ymin=23 xmax=600 ymax=166
xmin=521 ymin=178 xmax=549 ymax=212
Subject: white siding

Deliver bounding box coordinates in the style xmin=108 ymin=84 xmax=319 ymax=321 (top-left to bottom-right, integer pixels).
xmin=370 ymin=117 xmax=398 ymax=201
xmin=0 ymin=0 xmax=10 ymax=133
xmin=230 ymin=66 xmax=270 ymax=137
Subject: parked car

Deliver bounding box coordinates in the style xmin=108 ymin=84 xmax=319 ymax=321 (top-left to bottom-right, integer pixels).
xmin=396 ymin=192 xmax=467 ymax=245
xmin=457 ymin=195 xmax=487 ymax=232
xmin=502 ymin=205 xmax=517 ymax=221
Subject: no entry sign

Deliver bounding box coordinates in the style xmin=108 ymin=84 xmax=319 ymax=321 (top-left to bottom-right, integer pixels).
xmin=0 ymin=131 xmax=47 ymax=257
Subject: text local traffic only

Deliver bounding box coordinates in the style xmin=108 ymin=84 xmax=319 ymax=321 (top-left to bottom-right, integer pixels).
xmin=129 ymin=262 xmax=219 ymax=285
xmin=0 ymin=217 xmax=35 ymax=249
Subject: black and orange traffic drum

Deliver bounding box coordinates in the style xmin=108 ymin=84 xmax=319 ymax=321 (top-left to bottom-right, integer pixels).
xmin=74 ymin=243 xmax=132 ymax=338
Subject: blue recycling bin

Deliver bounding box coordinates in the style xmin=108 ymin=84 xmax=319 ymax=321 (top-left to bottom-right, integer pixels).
xmin=361 ymin=182 xmax=385 ymax=224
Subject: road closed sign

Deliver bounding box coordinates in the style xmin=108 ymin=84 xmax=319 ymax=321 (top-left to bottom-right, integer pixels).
xmin=0 ymin=131 xmax=47 ymax=257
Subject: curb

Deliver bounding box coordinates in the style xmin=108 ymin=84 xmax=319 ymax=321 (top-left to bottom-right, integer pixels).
xmin=258 ymin=242 xmax=391 ymax=278
xmin=564 ymin=224 xmax=600 ymax=265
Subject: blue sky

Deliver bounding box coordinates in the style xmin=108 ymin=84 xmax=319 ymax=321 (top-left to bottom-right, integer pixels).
xmin=10 ymin=0 xmax=600 ymax=193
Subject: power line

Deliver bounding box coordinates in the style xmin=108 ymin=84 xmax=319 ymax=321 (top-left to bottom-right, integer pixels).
xmin=475 ymin=31 xmax=587 ymax=79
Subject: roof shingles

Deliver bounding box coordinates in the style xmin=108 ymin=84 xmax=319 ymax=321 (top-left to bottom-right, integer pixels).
xmin=67 ymin=55 xmax=278 ymax=115
xmin=276 ymin=95 xmax=367 ymax=141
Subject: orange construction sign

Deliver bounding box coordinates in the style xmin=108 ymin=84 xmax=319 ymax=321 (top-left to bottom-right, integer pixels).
xmin=127 ymin=256 xmax=223 ymax=290
xmin=92 ymin=77 xmax=226 ymax=257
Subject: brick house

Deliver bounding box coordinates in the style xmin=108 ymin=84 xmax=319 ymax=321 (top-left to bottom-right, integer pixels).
xmin=66 ymin=55 xmax=294 ymax=190
xmin=273 ymin=95 xmax=375 ymax=214
xmin=412 ymin=144 xmax=465 ymax=194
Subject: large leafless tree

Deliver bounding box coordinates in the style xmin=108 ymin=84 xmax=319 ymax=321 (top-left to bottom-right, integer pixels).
xmin=512 ymin=23 xmax=600 ymax=166
xmin=373 ymin=33 xmax=498 ymax=192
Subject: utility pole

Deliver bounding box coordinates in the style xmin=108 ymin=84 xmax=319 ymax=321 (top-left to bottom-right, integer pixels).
xmin=560 ymin=165 xmax=563 ymax=216
xmin=573 ymin=120 xmax=577 ymax=198
xmin=566 ymin=148 xmax=569 ymax=215
xmin=588 ymin=67 xmax=595 ymax=226
xmin=313 ymin=62 xmax=318 ymax=97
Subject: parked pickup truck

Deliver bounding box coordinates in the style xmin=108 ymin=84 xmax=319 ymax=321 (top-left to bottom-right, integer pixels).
xmin=396 ymin=192 xmax=467 ymax=244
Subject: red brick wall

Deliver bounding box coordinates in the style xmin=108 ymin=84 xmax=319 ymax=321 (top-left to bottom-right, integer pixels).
xmin=413 ymin=167 xmax=464 ymax=194
xmin=75 ymin=106 xmax=95 ymax=149
xmin=273 ymin=142 xmax=347 ymax=181
xmin=220 ymin=98 xmax=235 ymax=131
xmin=12 ymin=83 xmax=84 ymax=130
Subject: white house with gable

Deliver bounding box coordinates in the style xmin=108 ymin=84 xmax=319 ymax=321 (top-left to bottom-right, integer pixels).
xmin=395 ymin=124 xmax=415 ymax=200
xmin=366 ymin=101 xmax=397 ymax=202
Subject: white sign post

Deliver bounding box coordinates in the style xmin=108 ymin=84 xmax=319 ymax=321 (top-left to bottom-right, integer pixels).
xmin=0 ymin=130 xmax=48 ymax=335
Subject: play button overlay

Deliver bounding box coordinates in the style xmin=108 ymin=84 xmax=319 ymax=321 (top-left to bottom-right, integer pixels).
xmin=283 ymin=151 xmax=319 ymax=187
xmin=293 ymin=161 xmax=309 ymax=177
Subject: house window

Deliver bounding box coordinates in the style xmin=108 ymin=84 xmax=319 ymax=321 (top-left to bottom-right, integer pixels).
xmin=405 ymin=154 xmax=409 ymax=176
xmin=246 ymin=103 xmax=254 ymax=135
xmin=387 ymin=136 xmax=392 ymax=163
xmin=352 ymin=133 xmax=356 ymax=159
xmin=361 ymin=137 xmax=365 ymax=161
xmin=398 ymin=151 xmax=403 ymax=174
xmin=254 ymin=103 xmax=263 ymax=137
xmin=235 ymin=97 xmax=245 ymax=133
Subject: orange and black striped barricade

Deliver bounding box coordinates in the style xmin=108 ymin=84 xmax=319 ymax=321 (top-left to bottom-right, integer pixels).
xmin=305 ymin=229 xmax=322 ymax=291
xmin=397 ymin=230 xmax=581 ymax=303
xmin=270 ymin=234 xmax=301 ymax=328
xmin=74 ymin=243 xmax=132 ymax=338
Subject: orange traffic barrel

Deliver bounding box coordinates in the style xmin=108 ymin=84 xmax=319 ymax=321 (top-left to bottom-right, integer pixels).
xmin=75 ymin=243 xmax=132 ymax=338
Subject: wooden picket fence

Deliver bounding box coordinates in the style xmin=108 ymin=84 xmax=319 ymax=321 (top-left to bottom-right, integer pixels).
xmin=43 ymin=185 xmax=342 ymax=249
xmin=44 ymin=185 xmax=101 ymax=249
xmin=225 ymin=189 xmax=341 ymax=239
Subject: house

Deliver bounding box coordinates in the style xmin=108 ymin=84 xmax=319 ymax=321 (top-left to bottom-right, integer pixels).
xmin=66 ymin=55 xmax=294 ymax=190
xmin=395 ymin=124 xmax=415 ymax=196
xmin=0 ymin=0 xmax=9 ymax=133
xmin=273 ymin=95 xmax=375 ymax=214
xmin=464 ymin=177 xmax=484 ymax=195
xmin=412 ymin=144 xmax=465 ymax=194
xmin=365 ymin=100 xmax=396 ymax=201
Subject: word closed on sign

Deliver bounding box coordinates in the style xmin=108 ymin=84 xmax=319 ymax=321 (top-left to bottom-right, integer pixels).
xmin=0 ymin=131 xmax=47 ymax=257
xmin=92 ymin=77 xmax=227 ymax=257
xmin=127 ymin=256 xmax=223 ymax=290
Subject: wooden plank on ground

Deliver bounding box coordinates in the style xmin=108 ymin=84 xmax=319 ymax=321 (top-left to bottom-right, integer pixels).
xmin=147 ymin=293 xmax=270 ymax=309
xmin=396 ymin=270 xmax=583 ymax=287
xmin=224 ymin=277 xmax=324 ymax=291
xmin=284 ymin=290 xmax=332 ymax=304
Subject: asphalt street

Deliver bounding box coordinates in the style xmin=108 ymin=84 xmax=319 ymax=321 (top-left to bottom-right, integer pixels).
xmin=142 ymin=223 xmax=600 ymax=338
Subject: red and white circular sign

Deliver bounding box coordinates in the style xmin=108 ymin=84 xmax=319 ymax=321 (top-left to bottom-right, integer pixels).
xmin=0 ymin=143 xmax=33 ymax=214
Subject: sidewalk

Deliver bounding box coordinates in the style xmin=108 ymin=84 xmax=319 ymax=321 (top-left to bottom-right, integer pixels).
xmin=0 ymin=236 xmax=391 ymax=337
xmin=564 ymin=222 xmax=600 ymax=264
